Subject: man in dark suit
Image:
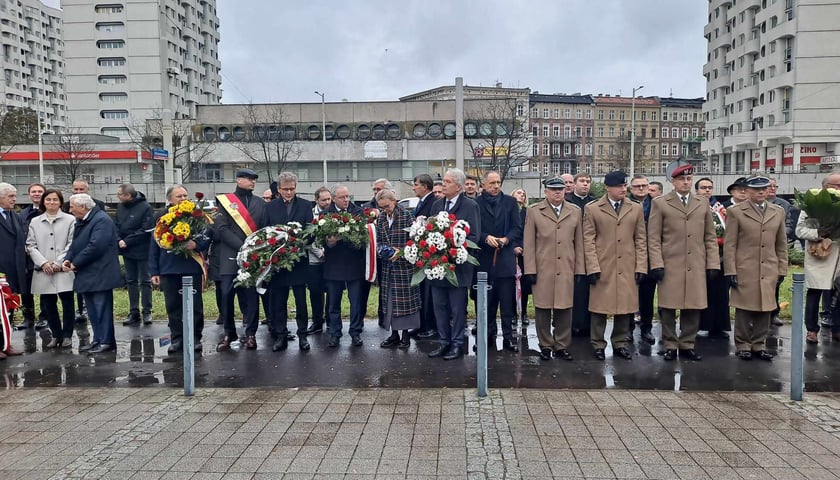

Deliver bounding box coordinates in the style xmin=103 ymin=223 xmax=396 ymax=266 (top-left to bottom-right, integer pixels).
xmin=64 ymin=193 xmax=123 ymax=354
xmin=115 ymin=183 xmax=154 ymax=326
xmin=18 ymin=183 xmax=46 ymax=330
xmin=323 ymin=184 xmax=367 ymax=347
xmin=264 ymin=172 xmax=314 ymax=352
xmin=475 ymin=171 xmax=522 ymax=352
xmin=410 ymin=173 xmax=437 ymax=339
xmin=627 ymin=174 xmax=656 ymax=344
xmin=215 ymin=168 xmax=266 ymax=351
xmin=565 ymin=173 xmax=596 ymax=336
xmin=62 ymin=179 xmax=105 ymax=327
xmin=306 ymin=187 xmax=332 ymax=335
xmin=428 ymin=169 xmax=481 ymax=361
xmin=0 ymin=183 xmax=25 ymax=357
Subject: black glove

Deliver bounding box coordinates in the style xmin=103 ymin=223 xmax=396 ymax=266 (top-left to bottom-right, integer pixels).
xmin=587 ymin=273 xmax=600 ymax=285
xmin=574 ymin=274 xmax=586 ymax=284
xmin=635 ymin=272 xmax=645 ymax=284
xmin=523 ymin=274 xmax=537 ymax=286
xmin=777 ymin=275 xmax=786 ymax=286
xmin=726 ymin=275 xmax=738 ymax=288
xmin=706 ymin=269 xmax=720 ymax=281
xmin=649 ymin=268 xmax=664 ymax=283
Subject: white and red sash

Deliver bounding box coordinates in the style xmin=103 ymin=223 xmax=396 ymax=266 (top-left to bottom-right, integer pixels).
xmin=365 ymin=223 xmax=377 ymax=283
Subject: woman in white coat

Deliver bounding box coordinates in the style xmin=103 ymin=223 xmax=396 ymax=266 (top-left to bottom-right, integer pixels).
xmin=795 ymin=209 xmax=840 ymax=343
xmin=26 ymin=189 xmax=76 ymax=347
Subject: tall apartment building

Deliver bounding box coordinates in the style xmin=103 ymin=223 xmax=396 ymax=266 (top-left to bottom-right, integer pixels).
xmin=62 ymin=0 xmax=222 ymax=141
xmin=702 ymin=0 xmax=840 ymax=173
xmin=659 ymin=97 xmax=705 ymax=172
xmin=527 ymin=94 xmax=594 ymax=177
xmin=592 ymin=95 xmax=660 ymax=176
xmin=0 ymin=0 xmax=65 ymax=132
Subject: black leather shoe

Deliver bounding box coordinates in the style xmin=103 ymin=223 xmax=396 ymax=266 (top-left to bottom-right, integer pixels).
xmin=398 ymin=334 xmax=410 ymax=349
xmin=594 ymin=348 xmax=606 ymax=360
xmin=539 ymin=348 xmax=552 ymax=360
xmin=16 ymin=321 xmax=34 ymax=331
xmin=679 ymin=349 xmax=702 ymax=361
xmin=79 ymin=342 xmax=99 ymax=353
xmin=521 ymin=318 xmax=530 ymax=326
xmin=167 ymin=340 xmax=183 ymax=354
xmin=736 ymin=350 xmax=752 ymax=360
xmin=123 ymin=314 xmax=141 ymax=327
xmin=771 ymin=316 xmax=783 ymax=326
xmin=754 ymin=350 xmax=774 ymax=361
xmin=351 ymin=335 xmax=363 ymax=347
xmin=307 ymin=323 xmax=324 ymax=335
xmin=299 ymin=337 xmax=310 ymax=351
xmin=327 ymin=336 xmax=340 ymax=348
xmin=35 ymin=319 xmax=48 ymax=330
xmin=215 ymin=317 xmax=223 ymax=325
xmin=75 ymin=314 xmax=87 ymax=325
xmin=614 ymin=347 xmax=632 ymax=360
xmin=88 ymin=344 xmax=115 ymax=354
xmin=216 ymin=336 xmax=236 ymax=351
xmin=554 ymin=349 xmax=573 ymax=361
xmin=272 ymin=337 xmax=288 ymax=352
xmin=443 ymin=346 xmax=463 ymax=360
xmin=260 ymin=318 xmax=269 ymax=325
xmin=285 ymin=332 xmax=296 ymax=341
xmin=380 ymin=334 xmax=400 ymax=348
xmin=194 ymin=342 xmax=203 ymax=353
xmin=502 ymin=339 xmax=519 ymax=353
xmin=142 ymin=313 xmax=153 ymax=325
xmin=417 ymin=329 xmax=438 ymax=339
xmin=428 ymin=345 xmax=448 ymax=358
xmin=663 ymin=349 xmax=677 ymax=361
xmin=640 ymin=331 xmax=656 ymax=344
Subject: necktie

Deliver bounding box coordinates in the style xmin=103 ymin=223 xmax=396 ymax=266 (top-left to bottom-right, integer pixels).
xmin=446 ymin=200 xmax=452 ymax=212
xmin=613 ymin=202 xmax=620 ymax=214
xmin=682 ymin=196 xmax=688 ymax=207
xmin=0 ymin=210 xmax=6 ymax=222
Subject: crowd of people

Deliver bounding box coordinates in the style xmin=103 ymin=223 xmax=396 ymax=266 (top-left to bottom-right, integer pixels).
xmin=0 ymin=164 xmax=838 ymax=362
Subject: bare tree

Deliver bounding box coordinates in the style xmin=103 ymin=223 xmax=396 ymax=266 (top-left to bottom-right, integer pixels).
xmin=0 ymin=107 xmax=39 ymax=171
xmin=464 ymin=98 xmax=530 ymax=183
xmin=50 ymin=125 xmax=96 ymax=186
xmin=233 ymin=102 xmax=302 ymax=179
xmin=125 ymin=110 xmax=215 ymax=181
xmin=607 ymin=131 xmax=648 ymax=173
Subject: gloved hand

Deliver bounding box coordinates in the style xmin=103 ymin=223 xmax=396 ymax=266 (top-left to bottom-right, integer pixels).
xmin=649 ymin=268 xmax=664 ymax=283
xmin=523 ymin=274 xmax=537 ymax=286
xmin=574 ymin=274 xmax=586 ymax=284
xmin=726 ymin=275 xmax=738 ymax=288
xmin=777 ymin=275 xmax=786 ymax=286
xmin=635 ymin=272 xmax=645 ymax=284
xmin=587 ymin=273 xmax=600 ymax=285
xmin=707 ymin=269 xmax=720 ymax=281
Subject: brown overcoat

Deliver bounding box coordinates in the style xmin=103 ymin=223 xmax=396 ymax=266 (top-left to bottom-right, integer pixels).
xmin=723 ymin=202 xmax=788 ymax=312
xmin=647 ymin=191 xmax=720 ymax=309
xmin=523 ymin=200 xmax=585 ymax=309
xmin=583 ymin=196 xmax=647 ymax=315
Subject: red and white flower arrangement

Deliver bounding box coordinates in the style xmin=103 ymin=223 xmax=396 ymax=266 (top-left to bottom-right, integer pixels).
xmin=309 ymin=208 xmax=378 ymax=249
xmin=235 ymin=222 xmax=308 ymax=291
xmin=400 ymin=211 xmax=479 ymax=287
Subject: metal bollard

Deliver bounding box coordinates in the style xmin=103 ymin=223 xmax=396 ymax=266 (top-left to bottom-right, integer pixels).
xmin=182 ymin=276 xmax=195 ymax=396
xmin=475 ymin=272 xmax=489 ymax=397
xmin=790 ymin=272 xmax=805 ymax=401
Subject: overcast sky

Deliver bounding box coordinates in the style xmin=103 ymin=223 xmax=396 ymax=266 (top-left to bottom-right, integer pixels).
xmin=216 ymin=0 xmax=709 ymax=105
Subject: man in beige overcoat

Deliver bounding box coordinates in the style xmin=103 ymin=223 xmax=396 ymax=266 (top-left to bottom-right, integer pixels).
xmin=723 ymin=175 xmax=788 ymax=361
xmin=583 ymin=171 xmax=647 ymax=361
xmin=647 ymin=162 xmax=720 ymax=362
xmin=523 ymin=176 xmax=585 ymax=361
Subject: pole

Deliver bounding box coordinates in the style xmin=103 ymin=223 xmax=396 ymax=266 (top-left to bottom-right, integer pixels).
xmin=163 ymin=108 xmax=174 ymax=186
xmin=629 ymin=85 xmax=643 ymax=176
xmin=182 ymin=275 xmax=195 ymax=396
xmin=37 ymin=111 xmax=44 ymax=184
xmin=315 ymin=91 xmax=327 ymax=185
xmin=475 ymin=271 xmax=489 ymax=397
xmin=790 ymin=272 xmax=805 ymax=401
xmin=455 ymin=77 xmax=464 ymax=171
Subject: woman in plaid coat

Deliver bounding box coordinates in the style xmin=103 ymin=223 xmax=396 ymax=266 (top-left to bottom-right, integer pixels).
xmin=375 ymin=190 xmax=421 ymax=348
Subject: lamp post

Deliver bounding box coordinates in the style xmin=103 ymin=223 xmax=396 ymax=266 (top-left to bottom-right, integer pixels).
xmin=629 ymin=85 xmax=644 ymax=177
xmin=314 ymin=91 xmax=327 ymax=185
xmin=37 ymin=111 xmax=44 ymax=184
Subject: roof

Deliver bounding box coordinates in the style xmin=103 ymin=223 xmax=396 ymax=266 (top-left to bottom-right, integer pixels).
xmin=529 ymin=93 xmax=594 ymax=105
xmin=658 ymin=97 xmax=705 ymax=108
xmin=594 ymin=95 xmax=659 ymax=106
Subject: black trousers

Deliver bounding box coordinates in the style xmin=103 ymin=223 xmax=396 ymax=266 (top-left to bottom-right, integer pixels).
xmin=700 ymin=277 xmax=731 ymax=333
xmin=571 ymin=281 xmax=591 ymax=334
xmin=220 ymin=274 xmax=259 ymax=338
xmin=419 ymin=280 xmax=436 ymax=332
xmin=307 ymin=264 xmax=327 ymax=325
xmin=630 ymin=277 xmax=656 ymax=333
xmin=806 ymin=288 xmax=828 ymax=333
xmin=486 ymin=277 xmax=516 ymax=341
xmin=161 ymin=274 xmax=204 ymax=343
xmin=41 ymin=291 xmax=75 ymax=340
xmin=269 ymin=282 xmax=308 ymax=339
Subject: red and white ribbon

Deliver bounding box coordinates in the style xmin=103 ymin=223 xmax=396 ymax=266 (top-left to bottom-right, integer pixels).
xmin=365 ymin=223 xmax=378 ymax=283
xmin=0 ymin=290 xmax=11 ymax=352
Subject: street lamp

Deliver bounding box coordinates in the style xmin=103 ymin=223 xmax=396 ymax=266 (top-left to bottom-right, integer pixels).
xmin=314 ymin=91 xmax=327 ymax=185
xmin=629 ymin=85 xmax=644 ymax=177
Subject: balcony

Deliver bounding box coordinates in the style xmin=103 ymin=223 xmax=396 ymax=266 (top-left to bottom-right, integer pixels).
xmin=549 ymin=134 xmax=580 ymax=144
xmin=550 ymin=154 xmax=578 ymax=161
xmin=681 ymin=136 xmax=705 ymax=144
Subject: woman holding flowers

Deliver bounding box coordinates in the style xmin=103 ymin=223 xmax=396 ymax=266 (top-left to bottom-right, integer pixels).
xmin=375 ymin=189 xmax=420 ymax=348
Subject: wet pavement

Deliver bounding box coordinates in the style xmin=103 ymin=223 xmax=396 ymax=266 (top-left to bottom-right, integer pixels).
xmin=1 ymin=320 xmax=840 ymax=392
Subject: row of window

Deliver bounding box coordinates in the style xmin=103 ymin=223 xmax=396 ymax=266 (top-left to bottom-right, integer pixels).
xmin=589 ymin=143 xmax=694 ymax=158
xmin=531 ymin=107 xmax=594 ymax=120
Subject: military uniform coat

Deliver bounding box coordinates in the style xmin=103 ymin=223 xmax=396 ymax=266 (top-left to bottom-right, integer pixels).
xmin=523 ymin=200 xmax=584 ymax=309
xmin=376 ymin=205 xmax=420 ymax=317
xmin=647 ymin=191 xmax=720 ymax=309
xmin=583 ymin=196 xmax=647 ymax=315
xmin=723 ymin=202 xmax=788 ymax=312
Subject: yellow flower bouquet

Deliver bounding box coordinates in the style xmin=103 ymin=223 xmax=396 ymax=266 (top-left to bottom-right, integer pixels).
xmin=153 ymin=200 xmax=212 ymax=257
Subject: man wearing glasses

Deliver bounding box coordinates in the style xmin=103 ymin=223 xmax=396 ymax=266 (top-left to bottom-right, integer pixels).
xmin=767 ymin=179 xmax=793 ymax=327
xmin=627 ymin=175 xmax=656 ymax=344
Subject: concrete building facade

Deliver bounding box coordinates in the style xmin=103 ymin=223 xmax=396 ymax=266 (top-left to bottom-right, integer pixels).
xmin=0 ymin=0 xmax=65 ymax=132
xmin=61 ymin=0 xmax=222 ymax=140
xmin=702 ymin=0 xmax=840 ymax=173
xmin=659 ymin=97 xmax=705 ymax=172
xmin=527 ymin=94 xmax=594 ymax=178
xmin=592 ymin=95 xmax=660 ymax=176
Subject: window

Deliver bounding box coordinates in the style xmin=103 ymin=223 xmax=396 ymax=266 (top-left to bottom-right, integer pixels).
xmin=542 ymin=108 xmax=549 ymax=119
xmin=585 ymin=127 xmax=592 ymax=137
xmin=585 ymin=143 xmax=592 ymax=155
xmin=98 ymin=57 xmax=126 ymax=67
xmin=608 ymin=110 xmax=615 ymax=120
xmin=100 ymin=110 xmax=128 ymax=119
xmin=101 ymin=127 xmax=129 ymax=141
xmin=531 ymin=108 xmax=538 ymax=118
xmin=532 ymin=144 xmax=538 ymax=156
xmin=597 ymin=127 xmax=604 ymax=137
xmin=641 ymin=111 xmax=647 ymax=121
xmin=619 ymin=127 xmax=625 ymax=138
xmin=585 ymin=110 xmax=592 ymax=119
xmin=541 ymin=144 xmax=549 ymax=155
xmin=553 ymin=163 xmax=560 ymax=174
xmin=671 ymin=128 xmax=679 ymax=138
xmin=516 ymin=103 xmax=524 ymax=116
xmin=651 ymin=145 xmax=658 ymax=156
xmin=564 ymin=163 xmax=571 ymax=174
xmin=651 ymin=129 xmax=656 ymax=139
xmin=97 ymin=40 xmax=124 ymax=49
xmin=662 ymin=111 xmax=669 ymax=121
xmin=99 ymin=92 xmax=127 ymax=103
xmin=651 ymin=112 xmax=657 ymax=121
xmin=681 ymin=128 xmax=689 ymax=138
xmin=661 ymin=143 xmax=668 ymax=156
xmin=576 ymin=109 xmax=582 ymax=119
xmin=609 ymin=127 xmax=615 ymax=137
xmin=672 ymin=143 xmax=679 ymax=156
xmin=552 ymin=125 xmax=559 ymax=137
xmin=543 ymin=162 xmax=549 ymax=175
xmin=575 ymin=144 xmax=581 ymax=156
xmin=609 ymin=145 xmax=615 ymax=156
xmin=95 ymin=22 xmax=124 ymax=33
xmin=542 ymin=125 xmax=549 ymax=137
xmin=575 ymin=127 xmax=582 ymax=138
xmin=597 ymin=110 xmax=604 ymax=120
xmin=552 ymin=143 xmax=560 ymax=155
xmin=564 ymin=144 xmax=571 ymax=155
xmin=98 ymin=75 xmax=126 ymax=85
xmin=682 ymin=113 xmax=688 ymax=121
xmin=691 ymin=127 xmax=699 ymax=137
xmin=95 ymin=4 xmax=124 ymax=13
xmin=193 ymin=164 xmax=222 ymax=183
xmin=553 ymin=108 xmax=560 ymax=119
xmin=682 ymin=144 xmax=689 ymax=157
xmin=563 ymin=108 xmax=570 ymax=118
xmin=598 ymin=145 xmax=604 ymax=156
xmin=532 ymin=126 xmax=538 ymax=136
xmin=619 ymin=111 xmax=625 ymax=121
xmin=564 ymin=126 xmax=572 ymax=138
